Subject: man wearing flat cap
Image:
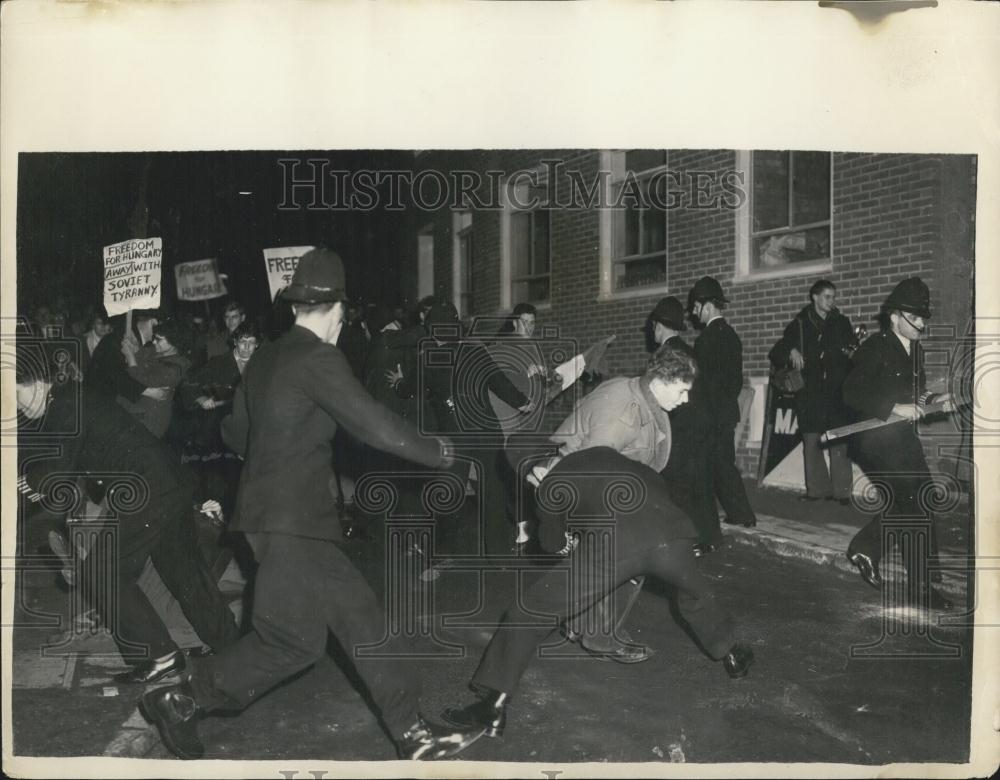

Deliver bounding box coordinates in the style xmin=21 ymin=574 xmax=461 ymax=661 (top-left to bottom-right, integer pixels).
xmin=650 ymin=297 xmax=721 ymax=555
xmin=689 ymin=276 xmax=759 ymax=530
xmin=842 ymin=276 xmax=955 ymax=611
xmin=140 ymin=248 xmax=486 ymax=761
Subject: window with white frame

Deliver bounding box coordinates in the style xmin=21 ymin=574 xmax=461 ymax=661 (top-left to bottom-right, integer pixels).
xmin=748 ymin=150 xmax=832 ymax=271
xmin=452 ymin=210 xmax=474 ymax=318
xmin=608 ymin=150 xmax=669 ymax=293
xmin=503 ymin=171 xmax=550 ymax=306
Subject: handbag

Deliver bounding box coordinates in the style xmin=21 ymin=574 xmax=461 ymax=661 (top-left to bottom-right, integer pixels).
xmin=772 ymin=318 xmax=805 ymax=393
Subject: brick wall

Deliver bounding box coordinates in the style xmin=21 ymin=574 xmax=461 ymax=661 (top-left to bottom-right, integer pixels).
xmin=403 ymin=150 xmax=974 ymax=477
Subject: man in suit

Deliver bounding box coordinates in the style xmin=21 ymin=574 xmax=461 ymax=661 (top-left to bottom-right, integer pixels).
xmin=842 ymin=277 xmax=954 ymax=611
xmin=649 ymin=296 xmax=721 ymax=555
xmin=139 ymin=249 xmax=485 ymax=761
xmin=439 ymin=447 xmax=754 ymax=740
xmin=689 ymin=276 xmax=758 ymax=529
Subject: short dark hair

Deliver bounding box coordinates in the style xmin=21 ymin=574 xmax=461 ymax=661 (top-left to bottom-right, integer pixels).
xmin=224 ymin=301 xmax=246 ymax=317
xmin=645 ymin=344 xmax=697 ymax=384
xmin=231 ymin=320 xmax=262 ymax=344
xmin=809 ymin=279 xmax=836 ymax=300
xmin=153 ymin=318 xmax=193 ymax=355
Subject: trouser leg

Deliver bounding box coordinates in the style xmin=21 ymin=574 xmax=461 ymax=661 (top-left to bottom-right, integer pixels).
xmin=188 ymin=534 xmax=420 ymax=737
xmin=709 ymin=424 xmax=757 ymax=525
xmin=828 ymin=441 xmax=853 ymax=500
xmin=112 ymin=536 xmax=178 ymax=662
xmin=802 ymin=432 xmax=833 ymax=499
xmin=150 ymin=512 xmax=240 ymax=653
xmin=644 ymin=542 xmax=736 ymax=659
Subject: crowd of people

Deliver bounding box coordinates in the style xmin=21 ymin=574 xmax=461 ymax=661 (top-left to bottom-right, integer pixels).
xmin=15 ymin=247 xmax=957 ymax=760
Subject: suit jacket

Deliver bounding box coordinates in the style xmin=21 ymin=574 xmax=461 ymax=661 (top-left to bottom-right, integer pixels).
xmin=222 ymin=325 xmax=446 ymax=541
xmin=693 ymin=317 xmax=744 ymax=427
xmin=551 ymin=375 xmax=672 ymax=472
xmin=21 ymin=386 xmax=193 ymax=553
xmin=536 ymin=447 xmax=697 ymax=554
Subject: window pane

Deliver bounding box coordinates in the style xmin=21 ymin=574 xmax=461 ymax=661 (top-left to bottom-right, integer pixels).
xmin=459 ymin=233 xmax=473 ymax=294
xmin=792 ymin=152 xmax=830 ymax=226
xmin=752 ymin=150 xmax=790 ymax=232
xmin=625 ymin=204 xmax=640 ymax=256
xmin=532 ymin=210 xmax=550 ymax=274
xmin=614 ymin=255 xmax=666 ymax=291
xmin=511 ymin=211 xmax=531 ymax=277
xmin=642 ymin=181 xmax=667 ymax=253
xmin=625 ymin=149 xmax=666 ymax=174
xmin=513 ymin=276 xmax=549 ymax=304
xmin=754 ymin=225 xmax=830 ymax=268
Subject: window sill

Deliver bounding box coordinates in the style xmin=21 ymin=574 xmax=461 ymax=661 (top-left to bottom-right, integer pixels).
xmin=733 ymin=259 xmax=832 ymax=284
xmin=595 ymin=286 xmax=667 ymax=304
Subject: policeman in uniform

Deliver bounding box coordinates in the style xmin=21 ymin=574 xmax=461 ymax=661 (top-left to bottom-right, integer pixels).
xmin=650 ymin=296 xmax=721 ymax=554
xmin=139 ymin=249 xmax=485 ymax=760
xmin=688 ymin=276 xmax=758 ymax=529
xmin=842 ymin=277 xmax=954 ymax=610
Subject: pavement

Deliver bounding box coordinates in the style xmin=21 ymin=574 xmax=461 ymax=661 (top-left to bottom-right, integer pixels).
xmin=727 ymin=480 xmax=971 ymax=600
xmin=7 ymin=477 xmax=976 ymax=768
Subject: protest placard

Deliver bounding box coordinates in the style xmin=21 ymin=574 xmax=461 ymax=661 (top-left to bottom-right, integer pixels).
xmin=174 ymin=258 xmax=227 ymax=301
xmin=262 ymin=245 xmax=313 ymax=301
xmin=102 ymin=237 xmax=163 ymax=316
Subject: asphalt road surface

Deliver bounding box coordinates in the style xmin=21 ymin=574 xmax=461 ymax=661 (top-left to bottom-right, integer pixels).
xmin=11 ymin=527 xmax=972 ymax=766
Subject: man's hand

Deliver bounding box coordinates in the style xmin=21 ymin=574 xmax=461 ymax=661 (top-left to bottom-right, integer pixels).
xmin=385 ymin=363 xmax=404 ymax=389
xmin=120 ymin=334 xmax=140 ymax=367
xmin=142 ymin=386 xmax=170 ymax=401
xmin=892 ymin=403 xmax=925 ymax=421
xmin=936 ymin=392 xmax=955 ymax=413
xmin=195 ymin=395 xmax=218 ymax=410
xmin=789 ymin=348 xmax=805 ymax=370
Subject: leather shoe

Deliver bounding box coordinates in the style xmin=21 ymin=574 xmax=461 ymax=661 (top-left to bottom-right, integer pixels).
xmin=847 ymin=551 xmax=883 ymax=589
xmin=441 ymin=689 xmax=508 ymax=738
xmin=723 ymin=516 xmax=756 ymax=528
xmin=184 ymin=645 xmax=214 ymax=659
xmin=114 ymin=650 xmax=186 ymax=685
xmin=396 ymin=713 xmax=485 ymax=760
xmin=722 ymin=642 xmax=755 ymax=679
xmin=580 ymin=630 xmax=654 ymax=664
xmin=140 ymin=681 xmax=204 ymax=760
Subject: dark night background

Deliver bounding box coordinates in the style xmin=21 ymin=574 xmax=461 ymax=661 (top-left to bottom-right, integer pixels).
xmin=16 ymin=151 xmax=415 ymax=326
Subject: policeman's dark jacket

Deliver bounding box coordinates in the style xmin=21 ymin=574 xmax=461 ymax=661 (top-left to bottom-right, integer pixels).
xmin=769 ymin=305 xmax=856 ymax=431
xmin=665 ymin=334 xmax=710 ymax=426
xmin=20 ymin=384 xmax=194 ymax=553
xmin=842 ymin=329 xmax=934 ymax=422
xmin=366 ymin=324 xmax=423 ymax=422
xmin=221 ymin=324 xmax=444 ymax=542
xmin=535 ymin=447 xmax=698 ymax=554
xmin=396 ymin=339 xmax=529 ymax=439
xmin=693 ymin=318 xmax=744 ymax=426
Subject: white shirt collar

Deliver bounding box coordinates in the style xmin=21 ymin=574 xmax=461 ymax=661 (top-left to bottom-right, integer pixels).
xmin=706 ymin=314 xmax=724 ymax=327
xmin=893 ymin=330 xmax=912 ymax=355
